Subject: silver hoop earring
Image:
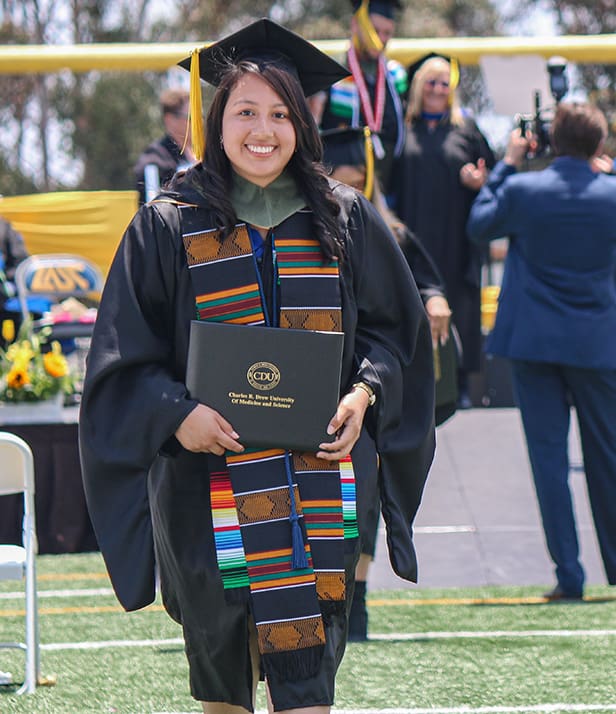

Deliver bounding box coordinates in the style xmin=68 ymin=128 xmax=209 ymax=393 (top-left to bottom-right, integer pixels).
xmin=219 ymin=135 xmax=224 ymax=148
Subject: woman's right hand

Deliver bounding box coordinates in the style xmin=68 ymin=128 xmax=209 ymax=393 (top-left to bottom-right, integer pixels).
xmin=424 ymin=295 xmax=452 ymax=348
xmin=504 ymin=128 xmax=534 ymax=167
xmin=175 ymin=404 xmax=244 ymax=455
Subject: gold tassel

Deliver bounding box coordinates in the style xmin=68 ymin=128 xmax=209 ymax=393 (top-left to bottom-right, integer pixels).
xmin=354 ymin=0 xmax=384 ymax=55
xmin=189 ymin=48 xmax=205 ymax=163
xmin=433 ymin=344 xmax=442 ymax=382
xmin=448 ymin=58 xmax=460 ymax=107
xmin=449 ymin=58 xmax=460 ymax=90
xmin=363 ymin=125 xmax=375 ymax=201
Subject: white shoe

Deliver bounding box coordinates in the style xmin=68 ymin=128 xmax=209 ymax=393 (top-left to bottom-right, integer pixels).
xmin=0 ymin=670 xmax=13 ymax=685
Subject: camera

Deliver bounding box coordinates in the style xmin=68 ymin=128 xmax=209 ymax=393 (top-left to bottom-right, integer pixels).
xmin=516 ymin=56 xmax=569 ymax=158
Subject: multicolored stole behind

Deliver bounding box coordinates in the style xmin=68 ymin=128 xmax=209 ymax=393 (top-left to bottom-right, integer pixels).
xmin=180 ymin=207 xmax=358 ymax=681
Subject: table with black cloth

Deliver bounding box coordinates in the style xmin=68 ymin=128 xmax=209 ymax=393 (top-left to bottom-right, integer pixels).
xmin=0 ymin=407 xmax=98 ymax=554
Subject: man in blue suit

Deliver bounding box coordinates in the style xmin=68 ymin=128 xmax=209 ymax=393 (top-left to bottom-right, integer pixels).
xmin=467 ymin=102 xmax=616 ymax=600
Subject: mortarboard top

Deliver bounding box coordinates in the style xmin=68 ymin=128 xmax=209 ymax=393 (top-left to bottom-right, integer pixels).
xmin=350 ymin=0 xmax=403 ymax=19
xmin=178 ymin=18 xmax=349 ymax=97
xmin=407 ymin=51 xmax=459 ymax=90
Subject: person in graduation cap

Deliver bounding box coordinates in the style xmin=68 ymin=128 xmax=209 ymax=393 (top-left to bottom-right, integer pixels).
xmin=79 ymin=18 xmax=435 ymax=713
xmin=391 ymin=53 xmax=495 ymax=409
xmin=311 ymin=1 xmax=407 ymax=194
xmin=321 ymin=125 xmax=454 ymax=640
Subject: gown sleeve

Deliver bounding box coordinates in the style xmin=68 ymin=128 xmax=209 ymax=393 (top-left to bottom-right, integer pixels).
xmin=337 ymin=187 xmax=436 ymax=582
xmin=79 ymin=200 xmax=198 ymax=610
xmin=397 ymin=226 xmax=446 ymax=303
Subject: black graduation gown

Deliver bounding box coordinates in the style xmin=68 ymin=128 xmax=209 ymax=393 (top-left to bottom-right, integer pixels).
xmin=392 ymin=116 xmax=495 ymax=372
xmin=79 ymin=168 xmax=435 ymax=703
xmin=352 ymin=225 xmax=453 ymax=558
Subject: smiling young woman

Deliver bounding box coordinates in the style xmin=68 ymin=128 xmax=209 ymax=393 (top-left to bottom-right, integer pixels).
xmin=79 ymin=18 xmax=436 ymax=714
xmin=221 ymin=73 xmax=297 ymax=189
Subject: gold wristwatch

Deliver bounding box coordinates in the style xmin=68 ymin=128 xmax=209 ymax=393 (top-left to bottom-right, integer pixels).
xmin=351 ymin=381 xmax=376 ymax=406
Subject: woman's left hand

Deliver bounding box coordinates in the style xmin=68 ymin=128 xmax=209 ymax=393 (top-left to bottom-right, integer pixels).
xmin=459 ymin=158 xmax=488 ymax=190
xmin=316 ymin=387 xmax=370 ymax=461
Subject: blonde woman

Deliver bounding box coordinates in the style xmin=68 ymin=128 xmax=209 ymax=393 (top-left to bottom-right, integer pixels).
xmin=392 ymin=53 xmax=495 ymax=408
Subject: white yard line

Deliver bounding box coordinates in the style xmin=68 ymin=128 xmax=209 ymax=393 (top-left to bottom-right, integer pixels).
xmin=0 ymin=587 xmax=115 ymax=600
xmin=332 ymin=708 xmax=616 ymax=713
xmin=371 ymin=629 xmax=616 ymax=640
xmin=42 ymin=637 xmax=184 ymax=650
xmin=41 ymin=628 xmax=616 ymax=652
xmin=154 ymin=706 xmax=616 ymax=714
xmin=413 ymin=525 xmax=594 ymax=535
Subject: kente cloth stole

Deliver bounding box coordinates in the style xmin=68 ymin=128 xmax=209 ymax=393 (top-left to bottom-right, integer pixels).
xmin=180 ymin=207 xmax=358 ymax=679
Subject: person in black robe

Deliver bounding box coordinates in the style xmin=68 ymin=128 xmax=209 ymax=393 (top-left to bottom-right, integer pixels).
xmin=321 ymin=126 xmax=453 ymax=640
xmin=80 ymin=19 xmax=435 ymax=714
xmin=311 ymin=1 xmax=407 ymax=193
xmin=392 ymin=53 xmax=495 ymax=407
xmin=133 ymin=88 xmax=196 ymax=204
xmin=0 ymin=216 xmax=29 ymax=345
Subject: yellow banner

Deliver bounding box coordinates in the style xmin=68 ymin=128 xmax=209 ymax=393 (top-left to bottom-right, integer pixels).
xmin=0 ymin=190 xmax=137 ymax=277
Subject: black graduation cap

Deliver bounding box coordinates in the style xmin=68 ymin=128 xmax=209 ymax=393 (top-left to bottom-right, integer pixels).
xmin=407 ymin=52 xmax=460 ymax=89
xmin=350 ymin=0 xmax=403 ymax=19
xmin=321 ymin=126 xmax=376 ymax=199
xmin=178 ymin=18 xmax=349 ymax=97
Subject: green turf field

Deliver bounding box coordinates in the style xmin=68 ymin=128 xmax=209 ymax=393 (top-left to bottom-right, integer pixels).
xmin=1 ymin=552 xmax=615 ymax=713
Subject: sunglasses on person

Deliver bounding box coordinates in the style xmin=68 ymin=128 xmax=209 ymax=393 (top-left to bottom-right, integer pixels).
xmin=425 ymin=79 xmax=450 ymax=89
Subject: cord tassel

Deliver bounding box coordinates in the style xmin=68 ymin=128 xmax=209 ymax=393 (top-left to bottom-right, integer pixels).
xmin=189 ymin=48 xmax=205 ymax=162
xmin=448 ymin=58 xmax=460 ymax=106
xmin=354 ymin=0 xmax=384 ymax=55
xmin=363 ymin=126 xmax=375 ymax=201
xmin=284 ymin=453 xmax=308 ymax=570
xmin=291 ymin=515 xmax=308 ymax=570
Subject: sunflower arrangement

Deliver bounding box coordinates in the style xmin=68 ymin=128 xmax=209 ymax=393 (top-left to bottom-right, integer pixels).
xmin=0 ymin=319 xmax=75 ymax=403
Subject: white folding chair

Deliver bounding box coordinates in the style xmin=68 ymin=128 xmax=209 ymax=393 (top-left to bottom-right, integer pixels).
xmin=0 ymin=432 xmax=40 ymax=694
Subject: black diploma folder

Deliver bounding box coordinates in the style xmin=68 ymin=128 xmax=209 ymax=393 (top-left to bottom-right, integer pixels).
xmin=186 ymin=321 xmax=344 ymax=452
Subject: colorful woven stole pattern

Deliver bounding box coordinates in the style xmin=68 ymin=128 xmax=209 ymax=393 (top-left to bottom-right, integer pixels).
xmin=180 ymin=207 xmax=358 ymax=680
xmin=209 ymin=467 xmax=250 ymax=590
xmin=340 ymin=455 xmax=359 ymax=541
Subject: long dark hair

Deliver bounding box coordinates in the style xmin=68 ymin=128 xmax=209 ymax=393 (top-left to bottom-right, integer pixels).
xmin=188 ymin=60 xmax=344 ymax=261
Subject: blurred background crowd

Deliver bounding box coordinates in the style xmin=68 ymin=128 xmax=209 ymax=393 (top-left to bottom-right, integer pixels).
xmin=0 ymin=0 xmax=615 ymax=197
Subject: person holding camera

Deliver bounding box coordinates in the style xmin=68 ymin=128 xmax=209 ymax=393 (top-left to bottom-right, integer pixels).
xmin=467 ymin=101 xmax=616 ymax=601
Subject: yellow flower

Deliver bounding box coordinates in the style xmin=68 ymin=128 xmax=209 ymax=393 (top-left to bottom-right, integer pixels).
xmin=7 ymin=366 xmax=30 ymax=389
xmin=43 ymin=349 xmax=68 ymax=378
xmin=6 ymin=341 xmax=34 ymax=366
xmin=1 ymin=322 xmax=75 ymax=403
xmin=2 ymin=319 xmax=15 ymax=343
